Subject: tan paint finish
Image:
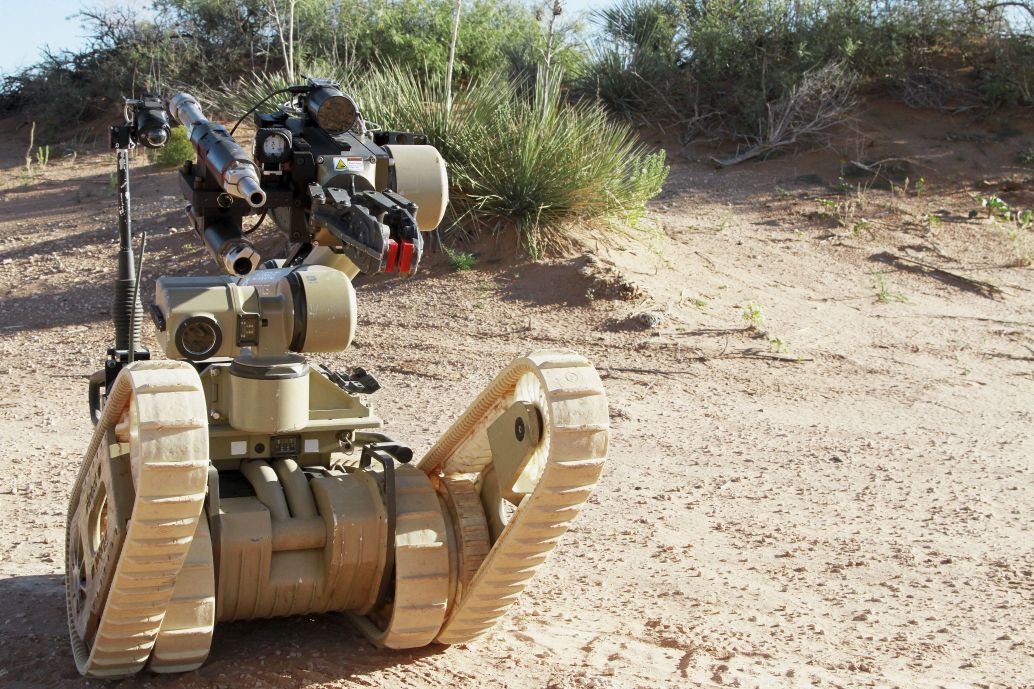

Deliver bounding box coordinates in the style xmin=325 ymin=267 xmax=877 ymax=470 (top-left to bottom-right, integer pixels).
xmin=385 ymin=145 xmax=449 ymax=231
xmin=66 ymin=362 xmax=210 ymax=678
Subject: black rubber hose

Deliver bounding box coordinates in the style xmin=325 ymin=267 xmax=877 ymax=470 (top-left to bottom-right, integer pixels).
xmin=112 ymin=249 xmax=142 ymax=350
xmin=112 ymin=148 xmax=142 ymax=351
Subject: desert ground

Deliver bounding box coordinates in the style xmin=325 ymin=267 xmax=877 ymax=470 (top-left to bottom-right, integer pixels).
xmin=0 ymin=103 xmax=1031 ymax=689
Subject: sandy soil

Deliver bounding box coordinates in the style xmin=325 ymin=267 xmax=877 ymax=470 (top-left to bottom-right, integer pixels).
xmin=0 ymin=103 xmax=1032 ymax=689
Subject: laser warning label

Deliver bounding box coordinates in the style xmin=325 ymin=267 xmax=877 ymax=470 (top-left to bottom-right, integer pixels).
xmin=333 ymin=156 xmax=365 ymax=172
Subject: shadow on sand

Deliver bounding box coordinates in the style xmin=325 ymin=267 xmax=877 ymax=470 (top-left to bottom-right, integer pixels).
xmin=0 ymin=573 xmax=440 ymax=688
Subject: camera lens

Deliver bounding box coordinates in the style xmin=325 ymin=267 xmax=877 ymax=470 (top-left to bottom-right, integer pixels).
xmin=175 ymin=316 xmax=222 ymax=361
xmin=143 ymin=127 xmax=169 ymax=148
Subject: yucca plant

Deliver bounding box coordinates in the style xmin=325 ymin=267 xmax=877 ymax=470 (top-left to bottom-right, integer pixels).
xmin=456 ymin=71 xmax=667 ymax=255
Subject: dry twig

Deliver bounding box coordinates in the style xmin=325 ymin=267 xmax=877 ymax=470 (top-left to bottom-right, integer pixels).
xmin=713 ymin=63 xmax=856 ymax=167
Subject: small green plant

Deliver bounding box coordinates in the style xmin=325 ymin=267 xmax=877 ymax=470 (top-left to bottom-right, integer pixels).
xmin=445 ymin=248 xmax=477 ymax=271
xmin=35 ymin=144 xmax=50 ymax=169
xmin=741 ymin=302 xmax=764 ymax=329
xmin=1016 ymin=144 xmax=1034 ymax=167
xmin=914 ymin=177 xmax=926 ymax=196
xmin=148 ymin=126 xmax=194 ymax=168
xmin=927 ymin=213 xmax=943 ymax=228
xmin=872 ymin=271 xmax=907 ymax=304
xmin=107 ymin=172 xmax=118 ymax=194
xmin=817 ymin=197 xmax=863 ymax=231
xmin=980 ymin=195 xmax=1011 ymax=219
xmin=769 ymin=337 xmax=785 ymax=352
xmin=817 ymin=198 xmax=838 ymax=215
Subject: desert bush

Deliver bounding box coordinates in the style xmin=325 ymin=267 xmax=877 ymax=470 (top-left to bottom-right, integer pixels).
xmin=580 ymin=0 xmax=690 ymax=122
xmin=582 ymin=0 xmax=1034 ymax=139
xmin=715 ymin=62 xmax=857 ymax=165
xmin=1 ymin=0 xmax=563 ymax=130
xmin=147 ymin=125 xmax=195 ymax=167
xmin=0 ymin=8 xmax=174 ymax=132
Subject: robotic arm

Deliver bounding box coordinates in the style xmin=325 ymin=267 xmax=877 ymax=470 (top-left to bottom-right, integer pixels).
xmin=167 ymin=78 xmax=448 ymax=278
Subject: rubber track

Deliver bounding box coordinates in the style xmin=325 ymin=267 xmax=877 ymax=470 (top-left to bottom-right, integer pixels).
xmin=148 ymin=515 xmax=215 ymax=673
xmin=66 ymin=362 xmax=209 ymax=678
xmin=417 ymin=350 xmax=608 ymax=645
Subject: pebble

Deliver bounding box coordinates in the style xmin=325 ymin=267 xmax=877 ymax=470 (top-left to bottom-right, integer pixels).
xmin=634 ymin=311 xmax=664 ymax=328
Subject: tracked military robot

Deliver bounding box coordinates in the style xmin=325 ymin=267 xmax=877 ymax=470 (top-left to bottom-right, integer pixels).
xmin=66 ymin=79 xmax=609 ymax=677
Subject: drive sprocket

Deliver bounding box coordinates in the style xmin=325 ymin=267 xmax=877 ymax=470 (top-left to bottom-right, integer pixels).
xmin=348 ymin=464 xmax=451 ymax=648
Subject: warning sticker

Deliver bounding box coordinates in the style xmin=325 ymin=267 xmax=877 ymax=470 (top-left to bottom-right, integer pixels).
xmin=333 ymin=156 xmax=366 ymax=172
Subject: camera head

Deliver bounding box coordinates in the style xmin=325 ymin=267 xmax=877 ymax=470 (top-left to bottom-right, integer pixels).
xmin=111 ymin=94 xmax=172 ymax=150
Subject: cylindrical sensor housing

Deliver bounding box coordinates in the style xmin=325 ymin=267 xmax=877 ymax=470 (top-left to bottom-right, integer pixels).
xmin=228 ymin=354 xmax=310 ymax=433
xmin=305 ymin=81 xmax=358 ymax=132
xmin=278 ymin=265 xmax=357 ymax=353
xmin=385 ymin=144 xmax=449 ymax=231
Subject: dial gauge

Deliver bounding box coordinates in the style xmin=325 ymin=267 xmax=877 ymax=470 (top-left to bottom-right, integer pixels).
xmin=254 ymin=128 xmax=292 ymax=165
xmin=262 ymin=133 xmax=287 ymax=159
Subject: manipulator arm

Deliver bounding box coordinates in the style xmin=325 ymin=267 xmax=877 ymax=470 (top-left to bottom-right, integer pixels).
xmin=309 ymin=187 xmax=423 ymax=275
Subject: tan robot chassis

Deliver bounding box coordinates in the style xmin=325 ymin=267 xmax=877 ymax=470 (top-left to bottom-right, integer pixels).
xmin=66 ymin=83 xmax=609 ymax=677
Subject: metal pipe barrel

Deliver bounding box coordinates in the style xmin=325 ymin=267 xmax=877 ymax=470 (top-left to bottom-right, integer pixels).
xmin=168 ymin=92 xmax=266 ymax=209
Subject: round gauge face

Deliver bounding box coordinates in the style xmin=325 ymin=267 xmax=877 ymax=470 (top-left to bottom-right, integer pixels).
xmin=262 ymin=133 xmax=288 ymax=160
xmin=175 ymin=316 xmax=221 ymax=360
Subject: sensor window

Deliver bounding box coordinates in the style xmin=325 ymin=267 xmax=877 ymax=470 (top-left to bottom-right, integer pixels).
xmin=175 ymin=316 xmax=222 ymax=361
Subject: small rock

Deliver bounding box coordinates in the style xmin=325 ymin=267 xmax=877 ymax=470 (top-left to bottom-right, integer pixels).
xmin=634 ymin=311 xmax=665 ymax=328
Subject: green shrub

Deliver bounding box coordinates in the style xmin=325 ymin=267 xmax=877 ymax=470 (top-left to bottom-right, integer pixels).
xmin=147 ymin=125 xmax=194 ymax=167
xmin=2 ymin=0 xmax=561 ymax=132
xmin=580 ymin=0 xmax=690 ymax=121
xmin=581 ymin=0 xmax=1034 ymax=137
xmin=445 ymin=248 xmax=478 ymax=271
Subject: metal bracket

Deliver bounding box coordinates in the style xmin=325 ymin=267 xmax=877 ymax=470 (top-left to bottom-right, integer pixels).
xmin=487 ymin=401 xmax=543 ymax=500
xmin=360 ymin=444 xmax=398 ymax=610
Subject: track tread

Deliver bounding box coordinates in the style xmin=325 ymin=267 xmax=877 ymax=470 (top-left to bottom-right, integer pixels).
xmin=66 ymin=362 xmax=209 ymax=678
xmin=417 ymin=351 xmax=608 ymax=645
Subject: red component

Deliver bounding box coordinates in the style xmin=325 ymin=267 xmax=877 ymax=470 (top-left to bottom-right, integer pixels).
xmin=385 ymin=239 xmax=399 ymax=272
xmin=398 ymin=240 xmax=415 ymax=273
